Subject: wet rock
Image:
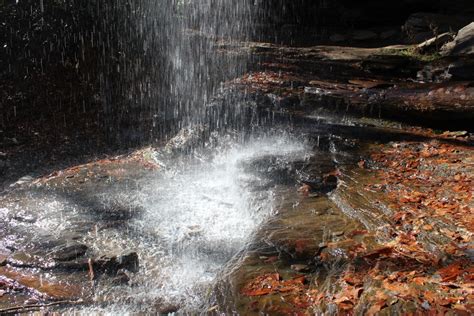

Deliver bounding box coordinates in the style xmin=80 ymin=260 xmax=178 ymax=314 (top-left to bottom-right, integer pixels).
xmin=300 ymin=174 xmax=338 ymax=194
xmin=0 ymin=254 xmax=7 ymax=266
xmin=110 ymin=269 xmax=131 ymax=285
xmin=7 ymin=251 xmax=53 ymax=269
xmin=290 ymin=264 xmax=310 ymax=272
xmin=94 ymin=251 xmax=139 ymax=274
xmin=267 ymin=93 xmax=300 ymax=109
xmin=417 ymin=32 xmax=454 ymax=54
xmin=441 ymin=22 xmax=474 ymax=56
xmin=157 ymin=304 xmax=180 ymax=314
xmin=54 ymin=259 xmax=90 ymax=270
xmin=242 ymin=155 xmax=302 ymax=185
xmin=11 ymin=212 xmax=37 ymax=223
xmin=0 ymin=266 xmax=84 ymax=300
xmin=416 ymin=64 xmax=451 ymax=82
xmin=54 ymin=251 xmax=139 ymax=276
xmin=10 ymin=175 xmax=34 ymax=187
xmin=163 ymin=125 xmax=209 ymax=156
xmin=0 ymin=159 xmax=9 ymax=175
xmin=97 ymin=205 xmax=143 ymax=221
xmin=445 ymin=60 xmax=474 ymax=80
xmin=51 ymin=243 xmax=88 ymax=262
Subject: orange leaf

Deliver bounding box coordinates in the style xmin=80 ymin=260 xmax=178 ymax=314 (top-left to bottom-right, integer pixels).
xmin=362 ymin=247 xmax=393 ymax=260
xmin=437 ymin=262 xmax=462 ymax=282
xmin=367 ymin=300 xmax=387 ymax=316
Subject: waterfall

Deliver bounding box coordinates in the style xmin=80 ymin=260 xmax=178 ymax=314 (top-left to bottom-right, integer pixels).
xmin=97 ymin=0 xmax=260 ymax=144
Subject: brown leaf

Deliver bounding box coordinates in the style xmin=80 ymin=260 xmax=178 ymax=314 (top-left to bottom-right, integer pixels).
xmin=240 ymin=273 xmax=280 ymax=296
xmin=334 ymin=296 xmax=354 ymax=311
xmin=367 ymin=300 xmax=387 ymax=316
xmin=347 ymin=229 xmax=369 ymax=238
xmin=344 ymin=274 xmax=363 ymax=286
xmin=362 ymin=247 xmax=393 ymax=260
xmin=437 ymin=262 xmax=462 ymax=282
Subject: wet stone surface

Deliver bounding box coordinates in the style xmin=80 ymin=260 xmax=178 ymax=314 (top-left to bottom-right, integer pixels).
xmin=1 ymin=124 xmax=472 ymax=314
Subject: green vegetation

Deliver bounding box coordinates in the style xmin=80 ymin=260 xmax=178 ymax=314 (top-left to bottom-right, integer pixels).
xmin=384 ymin=46 xmax=442 ymax=62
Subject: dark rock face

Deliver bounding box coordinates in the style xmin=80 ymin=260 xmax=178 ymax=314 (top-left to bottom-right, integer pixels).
xmin=403 ymin=13 xmax=471 ymax=43
xmin=258 ymin=0 xmax=474 ymax=45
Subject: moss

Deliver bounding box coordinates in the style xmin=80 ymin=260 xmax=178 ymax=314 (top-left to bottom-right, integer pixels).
xmin=383 ymin=47 xmax=442 ymax=63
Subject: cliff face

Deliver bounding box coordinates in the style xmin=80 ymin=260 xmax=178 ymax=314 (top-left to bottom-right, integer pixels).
xmin=256 ymin=0 xmax=474 ymax=45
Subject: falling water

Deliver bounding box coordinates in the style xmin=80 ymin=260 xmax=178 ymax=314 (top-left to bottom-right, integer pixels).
xmin=0 ymin=1 xmax=323 ymax=314
xmin=97 ymin=0 xmax=261 ymax=142
xmin=57 ymin=132 xmax=311 ymax=313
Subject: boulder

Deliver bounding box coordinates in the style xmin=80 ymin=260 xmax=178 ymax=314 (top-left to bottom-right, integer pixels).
xmin=403 ymin=13 xmax=471 ymax=43
xmin=417 ymin=32 xmax=454 ymax=53
xmin=441 ymin=22 xmax=474 ymax=56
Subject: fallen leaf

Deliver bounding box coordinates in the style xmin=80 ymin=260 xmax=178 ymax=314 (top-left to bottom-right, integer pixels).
xmin=367 ymin=300 xmax=387 ymax=316
xmin=347 ymin=229 xmax=369 ymax=237
xmin=362 ymin=247 xmax=393 ymax=260
xmin=437 ymin=262 xmax=462 ymax=282
xmin=334 ymin=296 xmax=354 ymax=311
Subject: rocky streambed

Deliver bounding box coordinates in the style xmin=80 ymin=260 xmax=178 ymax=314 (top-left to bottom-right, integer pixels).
xmin=1 ymin=113 xmax=472 ymax=314
xmin=1 ymin=24 xmax=474 ymax=314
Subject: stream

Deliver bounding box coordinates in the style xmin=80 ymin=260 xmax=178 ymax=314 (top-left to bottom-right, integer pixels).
xmin=1 ymin=130 xmax=322 ymax=313
xmin=83 ymin=132 xmax=312 ymax=313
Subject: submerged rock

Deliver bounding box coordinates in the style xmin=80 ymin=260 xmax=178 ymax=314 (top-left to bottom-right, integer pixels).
xmin=93 ymin=251 xmax=139 ymax=275
xmin=51 ymin=243 xmax=88 ymax=262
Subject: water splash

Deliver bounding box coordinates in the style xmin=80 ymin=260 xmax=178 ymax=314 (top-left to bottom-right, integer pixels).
xmin=75 ymin=132 xmax=310 ymax=313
